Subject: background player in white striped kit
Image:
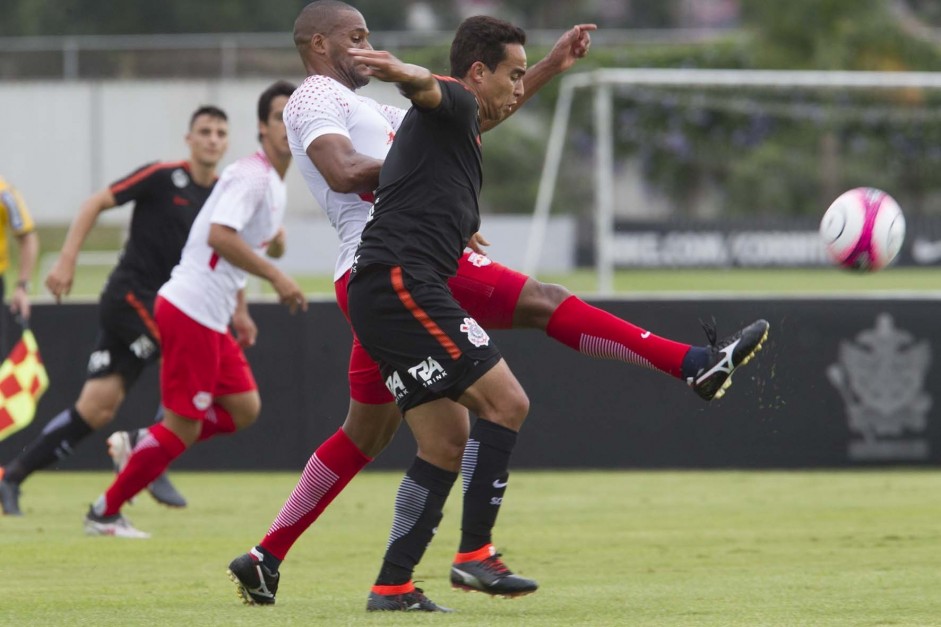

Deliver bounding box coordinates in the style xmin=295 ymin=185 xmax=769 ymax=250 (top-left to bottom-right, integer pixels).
xmin=84 ymin=81 xmax=307 ymax=538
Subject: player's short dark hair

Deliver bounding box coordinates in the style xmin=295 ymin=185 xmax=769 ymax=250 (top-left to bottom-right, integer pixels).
xmin=294 ymin=0 xmax=357 ymax=47
xmin=258 ymin=80 xmax=297 ymax=123
xmin=189 ymin=105 xmax=227 ymax=129
xmin=449 ymin=15 xmax=526 ymax=79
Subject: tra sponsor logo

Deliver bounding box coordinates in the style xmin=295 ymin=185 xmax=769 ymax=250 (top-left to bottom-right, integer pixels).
xmin=192 ymin=391 xmax=213 ymax=411
xmin=408 ymin=357 xmax=447 ymax=388
xmin=460 ymin=317 xmax=489 ymax=348
xmin=87 ymin=350 xmax=111 ymax=374
xmin=827 ymin=313 xmax=932 ymax=461
xmin=489 ymin=497 xmax=503 ymax=506
xmin=385 ymin=371 xmax=407 ymax=399
xmin=466 ymin=252 xmax=492 ymax=268
xmin=171 ymin=168 xmax=189 ymax=188
xmin=129 ymin=334 xmax=157 ymax=359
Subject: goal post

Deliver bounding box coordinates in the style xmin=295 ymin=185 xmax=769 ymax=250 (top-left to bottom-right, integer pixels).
xmin=524 ymin=69 xmax=941 ymax=294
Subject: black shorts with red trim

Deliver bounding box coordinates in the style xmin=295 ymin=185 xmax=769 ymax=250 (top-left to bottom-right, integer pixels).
xmin=87 ymin=277 xmax=161 ymax=388
xmin=347 ymin=264 xmax=502 ymax=412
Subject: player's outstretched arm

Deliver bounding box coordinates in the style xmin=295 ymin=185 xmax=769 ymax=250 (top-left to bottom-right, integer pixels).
xmin=347 ymin=48 xmax=441 ymax=110
xmin=207 ymin=224 xmax=307 ymax=314
xmin=45 ymin=188 xmax=117 ymax=302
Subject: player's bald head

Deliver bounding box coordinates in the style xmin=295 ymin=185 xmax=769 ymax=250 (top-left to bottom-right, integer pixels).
xmin=294 ymin=0 xmax=360 ymax=48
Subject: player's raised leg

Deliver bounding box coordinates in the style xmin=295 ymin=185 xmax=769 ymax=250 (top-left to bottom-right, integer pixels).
xmin=455 ymin=261 xmax=769 ymax=402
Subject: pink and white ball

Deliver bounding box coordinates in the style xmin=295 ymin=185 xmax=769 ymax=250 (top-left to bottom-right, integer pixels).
xmin=819 ymin=187 xmax=906 ymax=272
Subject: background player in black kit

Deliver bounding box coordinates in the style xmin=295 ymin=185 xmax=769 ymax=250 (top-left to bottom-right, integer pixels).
xmin=0 ymin=106 xmax=229 ymax=516
xmin=347 ymin=16 xmax=769 ymax=612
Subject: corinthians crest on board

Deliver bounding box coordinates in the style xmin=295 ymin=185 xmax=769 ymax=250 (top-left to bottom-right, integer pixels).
xmin=826 ymin=313 xmax=932 ymax=461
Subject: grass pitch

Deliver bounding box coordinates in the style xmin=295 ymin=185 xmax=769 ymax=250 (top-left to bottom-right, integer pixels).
xmin=16 ymin=261 xmax=941 ymax=301
xmin=4 ymin=470 xmax=941 ymax=626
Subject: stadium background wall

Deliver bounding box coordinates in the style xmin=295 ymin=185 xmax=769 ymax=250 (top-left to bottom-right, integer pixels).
xmin=1 ymin=299 xmax=938 ymax=471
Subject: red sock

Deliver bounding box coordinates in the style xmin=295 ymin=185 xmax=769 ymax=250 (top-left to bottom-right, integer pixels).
xmin=454 ymin=543 xmax=496 ymax=563
xmin=545 ymin=295 xmax=690 ymax=377
xmin=197 ymin=403 xmax=236 ymax=442
xmin=371 ymin=582 xmax=415 ymax=595
xmin=260 ymin=428 xmax=372 ymax=559
xmin=102 ymin=423 xmax=186 ymax=515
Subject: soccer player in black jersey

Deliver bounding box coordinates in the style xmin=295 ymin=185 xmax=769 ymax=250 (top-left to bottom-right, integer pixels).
xmin=0 ymin=106 xmax=229 ymax=516
xmin=345 ymin=18 xmax=537 ymax=611
xmin=345 ymin=17 xmax=770 ymax=611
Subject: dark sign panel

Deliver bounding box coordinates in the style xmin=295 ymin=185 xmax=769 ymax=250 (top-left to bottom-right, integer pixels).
xmin=2 ymin=299 xmax=937 ymax=470
xmin=610 ymin=217 xmax=941 ymax=268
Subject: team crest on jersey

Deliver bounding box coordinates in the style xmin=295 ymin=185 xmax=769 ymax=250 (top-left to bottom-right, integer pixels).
xmin=466 ymin=252 xmax=492 ymax=268
xmin=385 ymin=371 xmax=407 ymax=399
xmin=408 ymin=357 xmax=447 ymax=388
xmin=171 ymin=168 xmax=189 ymax=188
xmin=129 ymin=334 xmax=157 ymax=359
xmin=460 ymin=317 xmax=490 ymax=347
xmin=87 ymin=350 xmax=111 ymax=375
xmin=192 ymin=391 xmax=212 ymax=411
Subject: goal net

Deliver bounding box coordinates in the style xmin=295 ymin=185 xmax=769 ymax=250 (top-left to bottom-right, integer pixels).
xmin=524 ymin=69 xmax=941 ymax=293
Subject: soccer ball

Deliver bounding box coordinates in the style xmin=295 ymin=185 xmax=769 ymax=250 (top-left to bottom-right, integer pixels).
xmin=819 ymin=187 xmax=906 ymax=272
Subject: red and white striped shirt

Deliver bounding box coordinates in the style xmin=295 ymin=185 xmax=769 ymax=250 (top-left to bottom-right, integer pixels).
xmin=159 ymin=150 xmax=286 ymax=332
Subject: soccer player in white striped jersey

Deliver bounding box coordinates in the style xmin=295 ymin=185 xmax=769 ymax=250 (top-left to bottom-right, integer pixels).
xmin=84 ymin=81 xmax=307 ymax=538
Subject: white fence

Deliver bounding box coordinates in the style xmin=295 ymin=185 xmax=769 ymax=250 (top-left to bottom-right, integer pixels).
xmin=1 ymin=78 xmax=329 ymax=224
xmin=2 ymin=78 xmax=574 ymax=274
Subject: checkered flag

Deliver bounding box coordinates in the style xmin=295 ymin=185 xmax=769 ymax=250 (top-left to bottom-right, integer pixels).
xmin=0 ymin=327 xmax=49 ymax=441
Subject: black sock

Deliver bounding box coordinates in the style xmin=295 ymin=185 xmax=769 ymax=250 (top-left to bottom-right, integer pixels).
xmin=252 ymin=545 xmax=282 ymax=573
xmin=459 ymin=418 xmax=518 ymax=553
xmin=374 ymin=456 xmax=457 ymax=587
xmin=3 ymin=407 xmax=93 ymax=484
xmin=680 ymin=346 xmax=712 ymax=380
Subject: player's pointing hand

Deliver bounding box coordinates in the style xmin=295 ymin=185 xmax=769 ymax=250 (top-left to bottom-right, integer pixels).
xmin=548 ymin=23 xmax=597 ymax=72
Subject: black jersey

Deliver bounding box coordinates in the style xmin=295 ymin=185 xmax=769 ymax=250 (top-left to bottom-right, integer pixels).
xmin=106 ymin=161 xmax=215 ymax=294
xmin=353 ymin=77 xmax=482 ymax=284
